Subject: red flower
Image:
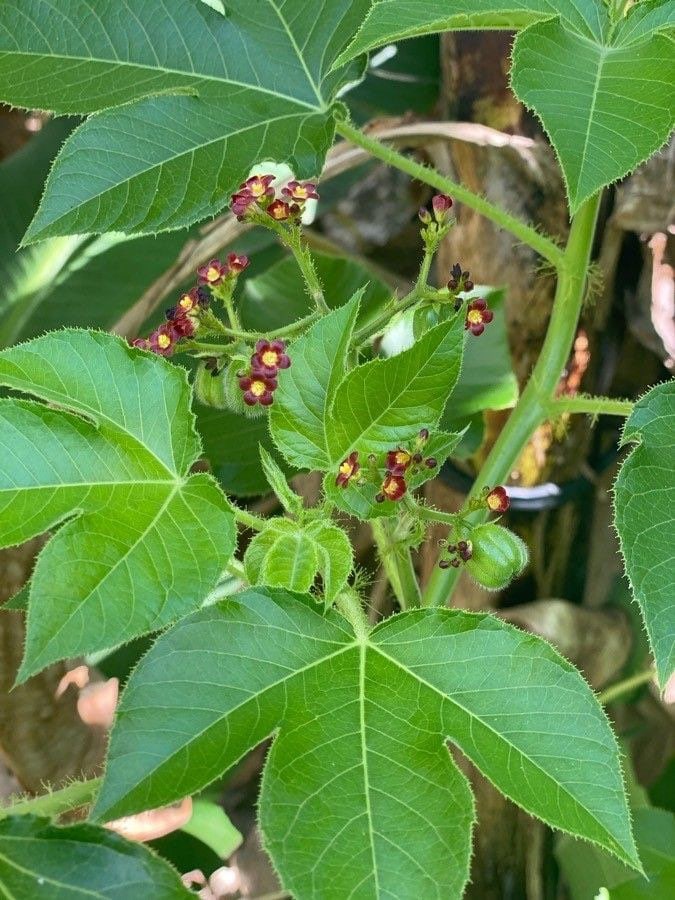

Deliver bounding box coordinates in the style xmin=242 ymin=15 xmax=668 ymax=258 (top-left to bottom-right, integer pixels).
xmin=486 ymin=486 xmax=510 ymax=513
xmin=238 ymin=372 xmax=277 ymax=407
xmin=252 ymin=339 xmax=291 ymax=377
xmin=281 ymin=180 xmax=319 ymax=203
xmin=243 ymin=174 xmax=275 ymax=200
xmin=378 ymin=474 xmax=407 ymax=502
xmin=176 ymin=289 xmax=200 ymax=314
xmin=385 ymin=449 xmax=412 ymax=476
xmin=167 ymin=314 xmax=195 ymax=339
xmin=231 ymin=190 xmax=256 ymax=218
xmin=267 ymin=199 xmax=291 ymax=221
xmin=148 ymin=324 xmax=177 ymax=357
xmin=198 ymin=259 xmax=228 ymax=287
xmin=465 ymin=298 xmax=493 ymax=336
xmin=226 ymin=253 xmax=249 ymax=275
xmin=431 ymin=193 xmax=453 ymax=223
xmin=335 ymin=451 xmax=360 ymax=488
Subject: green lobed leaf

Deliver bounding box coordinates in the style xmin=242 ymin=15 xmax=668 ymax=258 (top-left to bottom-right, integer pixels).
xmin=328 ymin=313 xmax=466 ymax=463
xmin=334 ymin=0 xmax=675 ymax=213
xmin=613 ymin=381 xmax=675 ymax=688
xmin=269 ymin=292 xmax=361 ymax=470
xmin=94 ymin=587 xmax=639 ymax=898
xmin=0 ymin=815 xmax=190 ymax=899
xmin=0 ymin=0 xmax=370 ymax=240
xmin=0 ymin=330 xmax=235 ymax=680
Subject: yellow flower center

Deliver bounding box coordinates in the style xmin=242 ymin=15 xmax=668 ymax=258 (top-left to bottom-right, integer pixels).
xmin=250 ymin=182 xmax=265 ymax=197
xmin=467 ymin=309 xmax=483 ymax=325
xmin=206 ymin=266 xmax=221 ymax=282
xmin=157 ymin=334 xmax=171 ymax=350
xmin=261 ymin=350 xmax=279 ymax=367
xmin=395 ymin=451 xmax=410 ymax=466
xmin=179 ymin=295 xmax=195 ymax=310
xmin=383 ymin=479 xmax=398 ymax=497
xmin=486 ymin=493 xmax=501 ymax=510
xmin=250 ymin=380 xmax=267 ymax=397
xmin=339 ymin=461 xmax=354 ymax=477
xmin=294 ymin=186 xmax=308 ymax=199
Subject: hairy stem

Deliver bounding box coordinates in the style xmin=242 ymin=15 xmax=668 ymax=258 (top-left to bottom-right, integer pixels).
xmin=598 ymin=669 xmax=655 ymax=705
xmin=421 ymin=194 xmax=601 ymax=607
xmin=230 ymin=505 xmax=266 ymax=531
xmin=0 ymin=777 xmax=101 ymax=820
xmin=336 ymin=591 xmax=370 ymax=641
xmin=335 ymin=119 xmax=565 ymax=269
xmin=548 ymin=395 xmax=634 ymax=417
xmin=371 ymin=520 xmax=422 ymax=610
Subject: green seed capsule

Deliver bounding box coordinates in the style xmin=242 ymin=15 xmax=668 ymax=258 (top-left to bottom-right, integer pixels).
xmin=193 ymin=359 xmax=227 ymax=409
xmin=465 ymin=524 xmax=528 ymax=591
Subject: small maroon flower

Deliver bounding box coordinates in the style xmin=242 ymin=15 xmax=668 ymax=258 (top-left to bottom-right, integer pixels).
xmin=385 ymin=449 xmax=412 ymax=476
xmin=230 ymin=190 xmax=256 ymax=218
xmin=252 ymin=339 xmax=291 ymax=377
xmin=198 ymin=259 xmax=228 ymax=287
xmin=168 ymin=315 xmax=195 ymax=339
xmin=282 ymin=180 xmax=319 ymax=203
xmin=486 ymin=486 xmax=510 ymax=513
xmin=239 ymin=372 xmax=277 ymax=407
xmin=457 ymin=540 xmax=473 ymax=562
xmin=131 ymin=337 xmax=150 ymax=350
xmin=148 ymin=324 xmax=177 ymax=357
xmin=267 ymin=199 xmax=291 ymax=221
xmin=176 ymin=288 xmax=200 ymax=314
xmin=243 ymin=174 xmax=275 ymax=200
xmin=431 ymin=193 xmax=453 ymax=223
xmin=465 ymin=298 xmax=494 ymax=336
xmin=336 ymin=451 xmax=360 ymax=488
xmin=380 ymin=473 xmax=407 ymax=502
xmin=226 ymin=252 xmax=249 ymax=275
xmin=424 ymin=457 xmax=438 ymax=469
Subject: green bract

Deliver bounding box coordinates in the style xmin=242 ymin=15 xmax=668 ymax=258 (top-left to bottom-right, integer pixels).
xmin=94 ymin=587 xmax=639 ymax=899
xmin=334 ymin=0 xmax=675 ymax=213
xmin=0 ymin=330 xmax=235 ymax=680
xmin=614 ymin=381 xmax=675 ymax=688
xmin=0 ymin=0 xmax=369 ymax=240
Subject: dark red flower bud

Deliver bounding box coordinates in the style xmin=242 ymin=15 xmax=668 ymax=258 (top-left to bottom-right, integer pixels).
xmin=431 ymin=193 xmax=453 ymax=223
xmin=465 ymin=298 xmax=494 ymax=336
xmin=281 ymin=180 xmax=319 ymax=203
xmin=451 ymin=558 xmax=461 ymax=568
xmin=226 ymin=253 xmax=249 ymax=275
xmin=380 ymin=474 xmax=407 ymax=501
xmin=131 ymin=337 xmax=150 ymax=350
xmin=251 ymin=339 xmax=291 ymax=377
xmin=198 ymin=259 xmax=228 ymax=287
xmin=486 ymin=485 xmax=510 ymax=513
xmin=385 ymin=448 xmax=412 ymax=475
xmin=447 ymin=544 xmax=457 ymax=553
xmin=464 ymin=279 xmax=474 ymax=292
xmin=418 ymin=207 xmax=432 ymax=225
xmin=230 ymin=190 xmax=256 ymax=218
xmin=457 ymin=540 xmax=468 ymax=552
xmin=424 ymin=457 xmax=438 ymax=469
xmin=375 ymin=493 xmax=386 ymax=503
xmin=336 ymin=451 xmax=360 ymax=488
xmin=267 ymin=199 xmax=291 ymax=221
xmin=412 ymin=453 xmax=423 ymax=464
xmin=438 ymin=559 xmax=451 ymax=569
xmin=238 ymin=372 xmax=277 ymax=407
xmin=418 ymin=428 xmax=429 ymax=443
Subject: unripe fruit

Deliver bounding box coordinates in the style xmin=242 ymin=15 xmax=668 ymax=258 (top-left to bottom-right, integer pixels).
xmin=193 ymin=359 xmax=227 ymax=409
xmin=465 ymin=524 xmax=528 ymax=590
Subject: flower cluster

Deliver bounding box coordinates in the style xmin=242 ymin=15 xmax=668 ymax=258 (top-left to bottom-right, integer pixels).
xmin=438 ymin=539 xmax=473 ymax=569
xmin=238 ymin=339 xmax=291 ymax=407
xmin=231 ymin=174 xmax=319 ymax=223
xmin=197 ymin=253 xmax=249 ymax=288
xmin=464 ymin=298 xmax=494 ymax=336
xmin=131 ymin=286 xmax=210 ymax=357
xmin=447 ymin=263 xmax=474 ymax=294
xmin=334 ymin=430 xmax=438 ymax=501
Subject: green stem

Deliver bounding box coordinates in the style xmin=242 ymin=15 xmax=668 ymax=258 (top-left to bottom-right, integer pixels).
xmin=416 ymin=506 xmax=461 ymax=528
xmin=192 ymin=312 xmax=320 ymax=346
xmin=0 ymin=778 xmax=101 ymax=820
xmin=336 ymin=591 xmax=370 ymax=641
xmin=336 ymin=119 xmax=564 ymax=269
xmin=598 ymin=669 xmax=655 ymax=705
xmin=421 ymin=194 xmax=601 ymax=607
xmin=231 ymin=504 xmax=266 ymax=531
xmin=371 ymin=520 xmax=422 ymax=610
xmin=548 ymin=395 xmax=633 ymax=417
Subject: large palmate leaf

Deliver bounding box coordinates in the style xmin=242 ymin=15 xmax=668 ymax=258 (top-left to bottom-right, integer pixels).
xmin=614 ymin=381 xmax=675 ymax=688
xmin=0 ymin=330 xmax=235 ymax=681
xmin=0 ymin=0 xmax=369 ymax=240
xmin=94 ymin=587 xmax=639 ymax=899
xmin=0 ymin=816 xmax=190 ymax=899
xmin=328 ymin=312 xmax=466 ymax=462
xmin=270 ymin=293 xmax=361 ymax=470
xmin=335 ymin=0 xmax=675 ymax=212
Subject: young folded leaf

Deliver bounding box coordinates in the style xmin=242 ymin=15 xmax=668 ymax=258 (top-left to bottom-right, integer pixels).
xmin=0 ymin=330 xmax=235 ymax=681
